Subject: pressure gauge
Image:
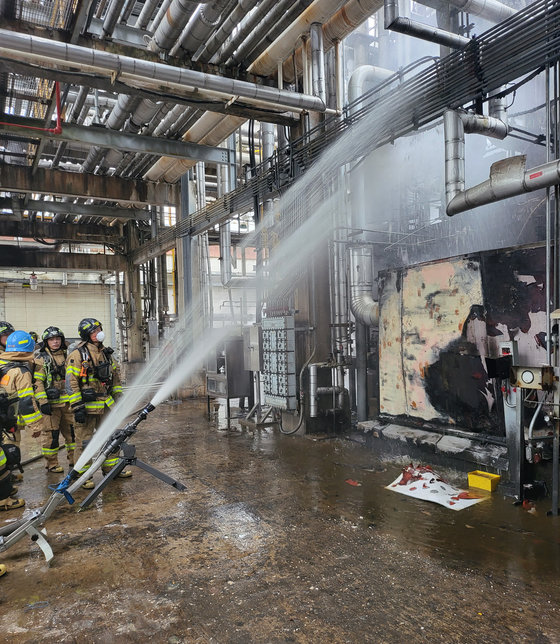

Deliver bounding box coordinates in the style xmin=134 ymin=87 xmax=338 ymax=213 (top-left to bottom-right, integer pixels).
xmin=521 ymin=369 xmax=535 ymax=385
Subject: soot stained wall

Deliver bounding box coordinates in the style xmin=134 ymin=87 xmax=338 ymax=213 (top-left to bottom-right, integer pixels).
xmin=378 ymin=245 xmax=547 ymax=434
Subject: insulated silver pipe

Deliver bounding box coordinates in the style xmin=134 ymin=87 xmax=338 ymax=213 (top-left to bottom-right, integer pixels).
xmin=147 ymin=0 xmax=203 ymax=52
xmin=148 ymin=0 xmax=171 ymax=32
xmin=348 ymin=245 xmax=378 ymax=326
xmin=135 ymin=0 xmax=161 ymax=29
xmin=102 ymin=0 xmax=128 ymax=36
xmin=309 ymin=363 xmax=318 ymax=417
xmin=226 ymin=0 xmax=296 ymax=66
xmin=444 ymin=109 xmax=465 ymax=206
xmin=385 ymin=0 xmax=470 ymax=49
xmin=215 ymin=0 xmax=278 ymax=64
xmin=194 ymin=0 xmax=258 ymax=63
xmin=0 ymin=29 xmax=326 ymax=114
xmin=170 ymin=0 xmax=232 ymax=57
xmin=444 ymin=107 xmax=509 ymax=208
xmin=448 ymin=0 xmax=515 ymax=22
xmin=310 ymin=22 xmax=326 ymax=104
xmin=447 ymin=156 xmax=560 ymax=216
xmin=247 ymin=0 xmax=348 ymax=77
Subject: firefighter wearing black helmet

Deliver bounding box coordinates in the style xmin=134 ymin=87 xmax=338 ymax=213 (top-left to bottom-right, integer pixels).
xmin=65 ymin=318 xmax=128 ymax=488
xmin=34 ymin=326 xmax=75 ymax=473
xmin=0 ymin=322 xmax=14 ymax=350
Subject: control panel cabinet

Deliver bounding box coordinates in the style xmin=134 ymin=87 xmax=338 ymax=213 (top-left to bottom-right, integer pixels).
xmin=206 ymin=333 xmax=252 ymax=399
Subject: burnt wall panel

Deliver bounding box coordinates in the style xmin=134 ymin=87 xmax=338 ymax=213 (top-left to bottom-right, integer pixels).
xmin=378 ymin=270 xmax=406 ymax=415
xmin=378 ymin=245 xmax=547 ymax=433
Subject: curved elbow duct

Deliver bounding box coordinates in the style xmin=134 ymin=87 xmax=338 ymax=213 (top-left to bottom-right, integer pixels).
xmin=348 ymin=65 xmax=394 ymax=115
xmin=444 ymin=98 xmax=510 ymax=213
xmin=349 ymin=245 xmax=378 ymax=326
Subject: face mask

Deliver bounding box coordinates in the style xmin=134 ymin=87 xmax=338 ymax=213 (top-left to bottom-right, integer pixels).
xmin=96 ymin=331 xmax=105 ymax=343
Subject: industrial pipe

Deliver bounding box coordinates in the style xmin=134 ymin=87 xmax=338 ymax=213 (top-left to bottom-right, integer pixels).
xmin=384 ymin=0 xmax=470 ymax=49
xmin=0 ymin=29 xmax=326 ymax=115
xmin=348 ymin=245 xmax=379 ymax=326
xmin=247 ymin=0 xmax=349 ymax=77
xmin=444 ymin=106 xmax=509 ymax=208
xmin=348 ymin=65 xmax=395 ymax=115
xmin=447 ymin=155 xmax=560 ymax=216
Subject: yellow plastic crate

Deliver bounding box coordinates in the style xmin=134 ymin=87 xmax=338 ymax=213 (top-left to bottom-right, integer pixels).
xmin=468 ymin=470 xmax=501 ymax=492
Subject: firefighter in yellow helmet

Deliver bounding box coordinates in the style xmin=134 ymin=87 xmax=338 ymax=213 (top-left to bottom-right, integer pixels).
xmin=34 ymin=326 xmax=76 ymax=473
xmin=66 ymin=318 xmax=129 ymax=489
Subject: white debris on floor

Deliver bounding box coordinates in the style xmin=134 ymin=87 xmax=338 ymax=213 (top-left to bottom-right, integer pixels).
xmin=386 ymin=464 xmax=485 ymax=511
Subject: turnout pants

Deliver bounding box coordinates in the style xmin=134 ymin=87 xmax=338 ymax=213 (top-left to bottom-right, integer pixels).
xmin=40 ymin=405 xmax=75 ymax=468
xmin=74 ymin=413 xmax=120 ymax=476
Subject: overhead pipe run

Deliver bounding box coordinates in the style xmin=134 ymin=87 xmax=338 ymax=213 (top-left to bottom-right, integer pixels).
xmin=169 ymin=0 xmax=232 ymax=57
xmin=384 ymin=0 xmax=470 ymax=49
xmin=247 ymin=0 xmax=347 ymax=77
xmin=0 ymin=29 xmax=326 ymax=115
xmin=194 ymin=0 xmax=259 ymax=63
xmin=447 ymin=155 xmax=560 ymax=216
xmin=348 ymin=245 xmax=379 ymax=326
xmin=147 ymin=0 xmax=200 ymax=52
xmin=444 ymin=99 xmax=510 ymax=213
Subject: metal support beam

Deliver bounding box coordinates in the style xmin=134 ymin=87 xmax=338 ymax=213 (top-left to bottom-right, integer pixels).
xmin=0 ymin=115 xmax=231 ymax=164
xmin=0 ymin=197 xmax=149 ymax=221
xmin=0 ymin=220 xmax=122 ymax=244
xmin=0 ymin=166 xmax=177 ymax=206
xmin=0 ymin=246 xmax=125 ymax=271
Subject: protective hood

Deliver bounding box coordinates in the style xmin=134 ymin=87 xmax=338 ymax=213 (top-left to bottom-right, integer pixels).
xmin=0 ymin=350 xmax=35 ymax=363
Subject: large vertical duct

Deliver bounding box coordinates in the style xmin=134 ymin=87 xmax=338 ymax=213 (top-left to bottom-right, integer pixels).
xmin=349 ymin=244 xmax=377 ymax=424
xmin=310 ymin=22 xmax=326 ymax=103
xmin=348 ymin=245 xmax=379 ymax=326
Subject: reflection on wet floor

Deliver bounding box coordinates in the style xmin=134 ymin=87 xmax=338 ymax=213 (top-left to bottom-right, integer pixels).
xmin=2 ymin=399 xmax=560 ymax=642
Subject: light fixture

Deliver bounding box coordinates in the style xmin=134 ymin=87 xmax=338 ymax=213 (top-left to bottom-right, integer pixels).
xmin=29 ymin=272 xmax=38 ymax=291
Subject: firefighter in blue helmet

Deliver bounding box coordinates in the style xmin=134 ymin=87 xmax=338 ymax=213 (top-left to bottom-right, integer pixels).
xmin=0 ymin=331 xmax=44 ymax=510
xmin=66 ymin=318 xmax=129 ymax=489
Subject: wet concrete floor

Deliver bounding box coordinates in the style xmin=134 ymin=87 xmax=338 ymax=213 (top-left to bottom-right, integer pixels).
xmin=1 ymin=399 xmax=560 ymax=642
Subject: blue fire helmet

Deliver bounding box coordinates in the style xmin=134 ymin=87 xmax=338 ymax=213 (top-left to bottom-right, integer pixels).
xmin=5 ymin=330 xmax=35 ymax=353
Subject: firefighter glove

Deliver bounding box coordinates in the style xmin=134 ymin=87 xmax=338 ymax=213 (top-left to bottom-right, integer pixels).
xmin=73 ymin=405 xmax=86 ymax=424
xmin=40 ymin=402 xmax=52 ymax=416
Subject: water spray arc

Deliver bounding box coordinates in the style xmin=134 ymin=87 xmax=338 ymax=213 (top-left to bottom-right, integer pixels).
xmin=0 ymin=401 xmax=180 ymax=562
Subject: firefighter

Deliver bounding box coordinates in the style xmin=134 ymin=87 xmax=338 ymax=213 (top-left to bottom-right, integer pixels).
xmin=66 ymin=318 xmax=129 ymax=489
xmin=0 ymin=443 xmax=24 ymax=513
xmin=0 ymin=322 xmax=14 ymax=350
xmin=0 ymin=330 xmax=45 ymax=505
xmin=34 ymin=327 xmax=76 ymax=473
xmin=0 ymin=322 xmax=23 ymax=482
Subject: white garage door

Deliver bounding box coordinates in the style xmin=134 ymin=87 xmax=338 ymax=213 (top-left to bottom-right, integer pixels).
xmin=0 ymin=283 xmax=115 ymax=347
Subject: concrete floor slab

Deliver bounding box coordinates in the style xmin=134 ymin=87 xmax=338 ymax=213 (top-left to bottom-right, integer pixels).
xmin=1 ymin=400 xmax=559 ymax=642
